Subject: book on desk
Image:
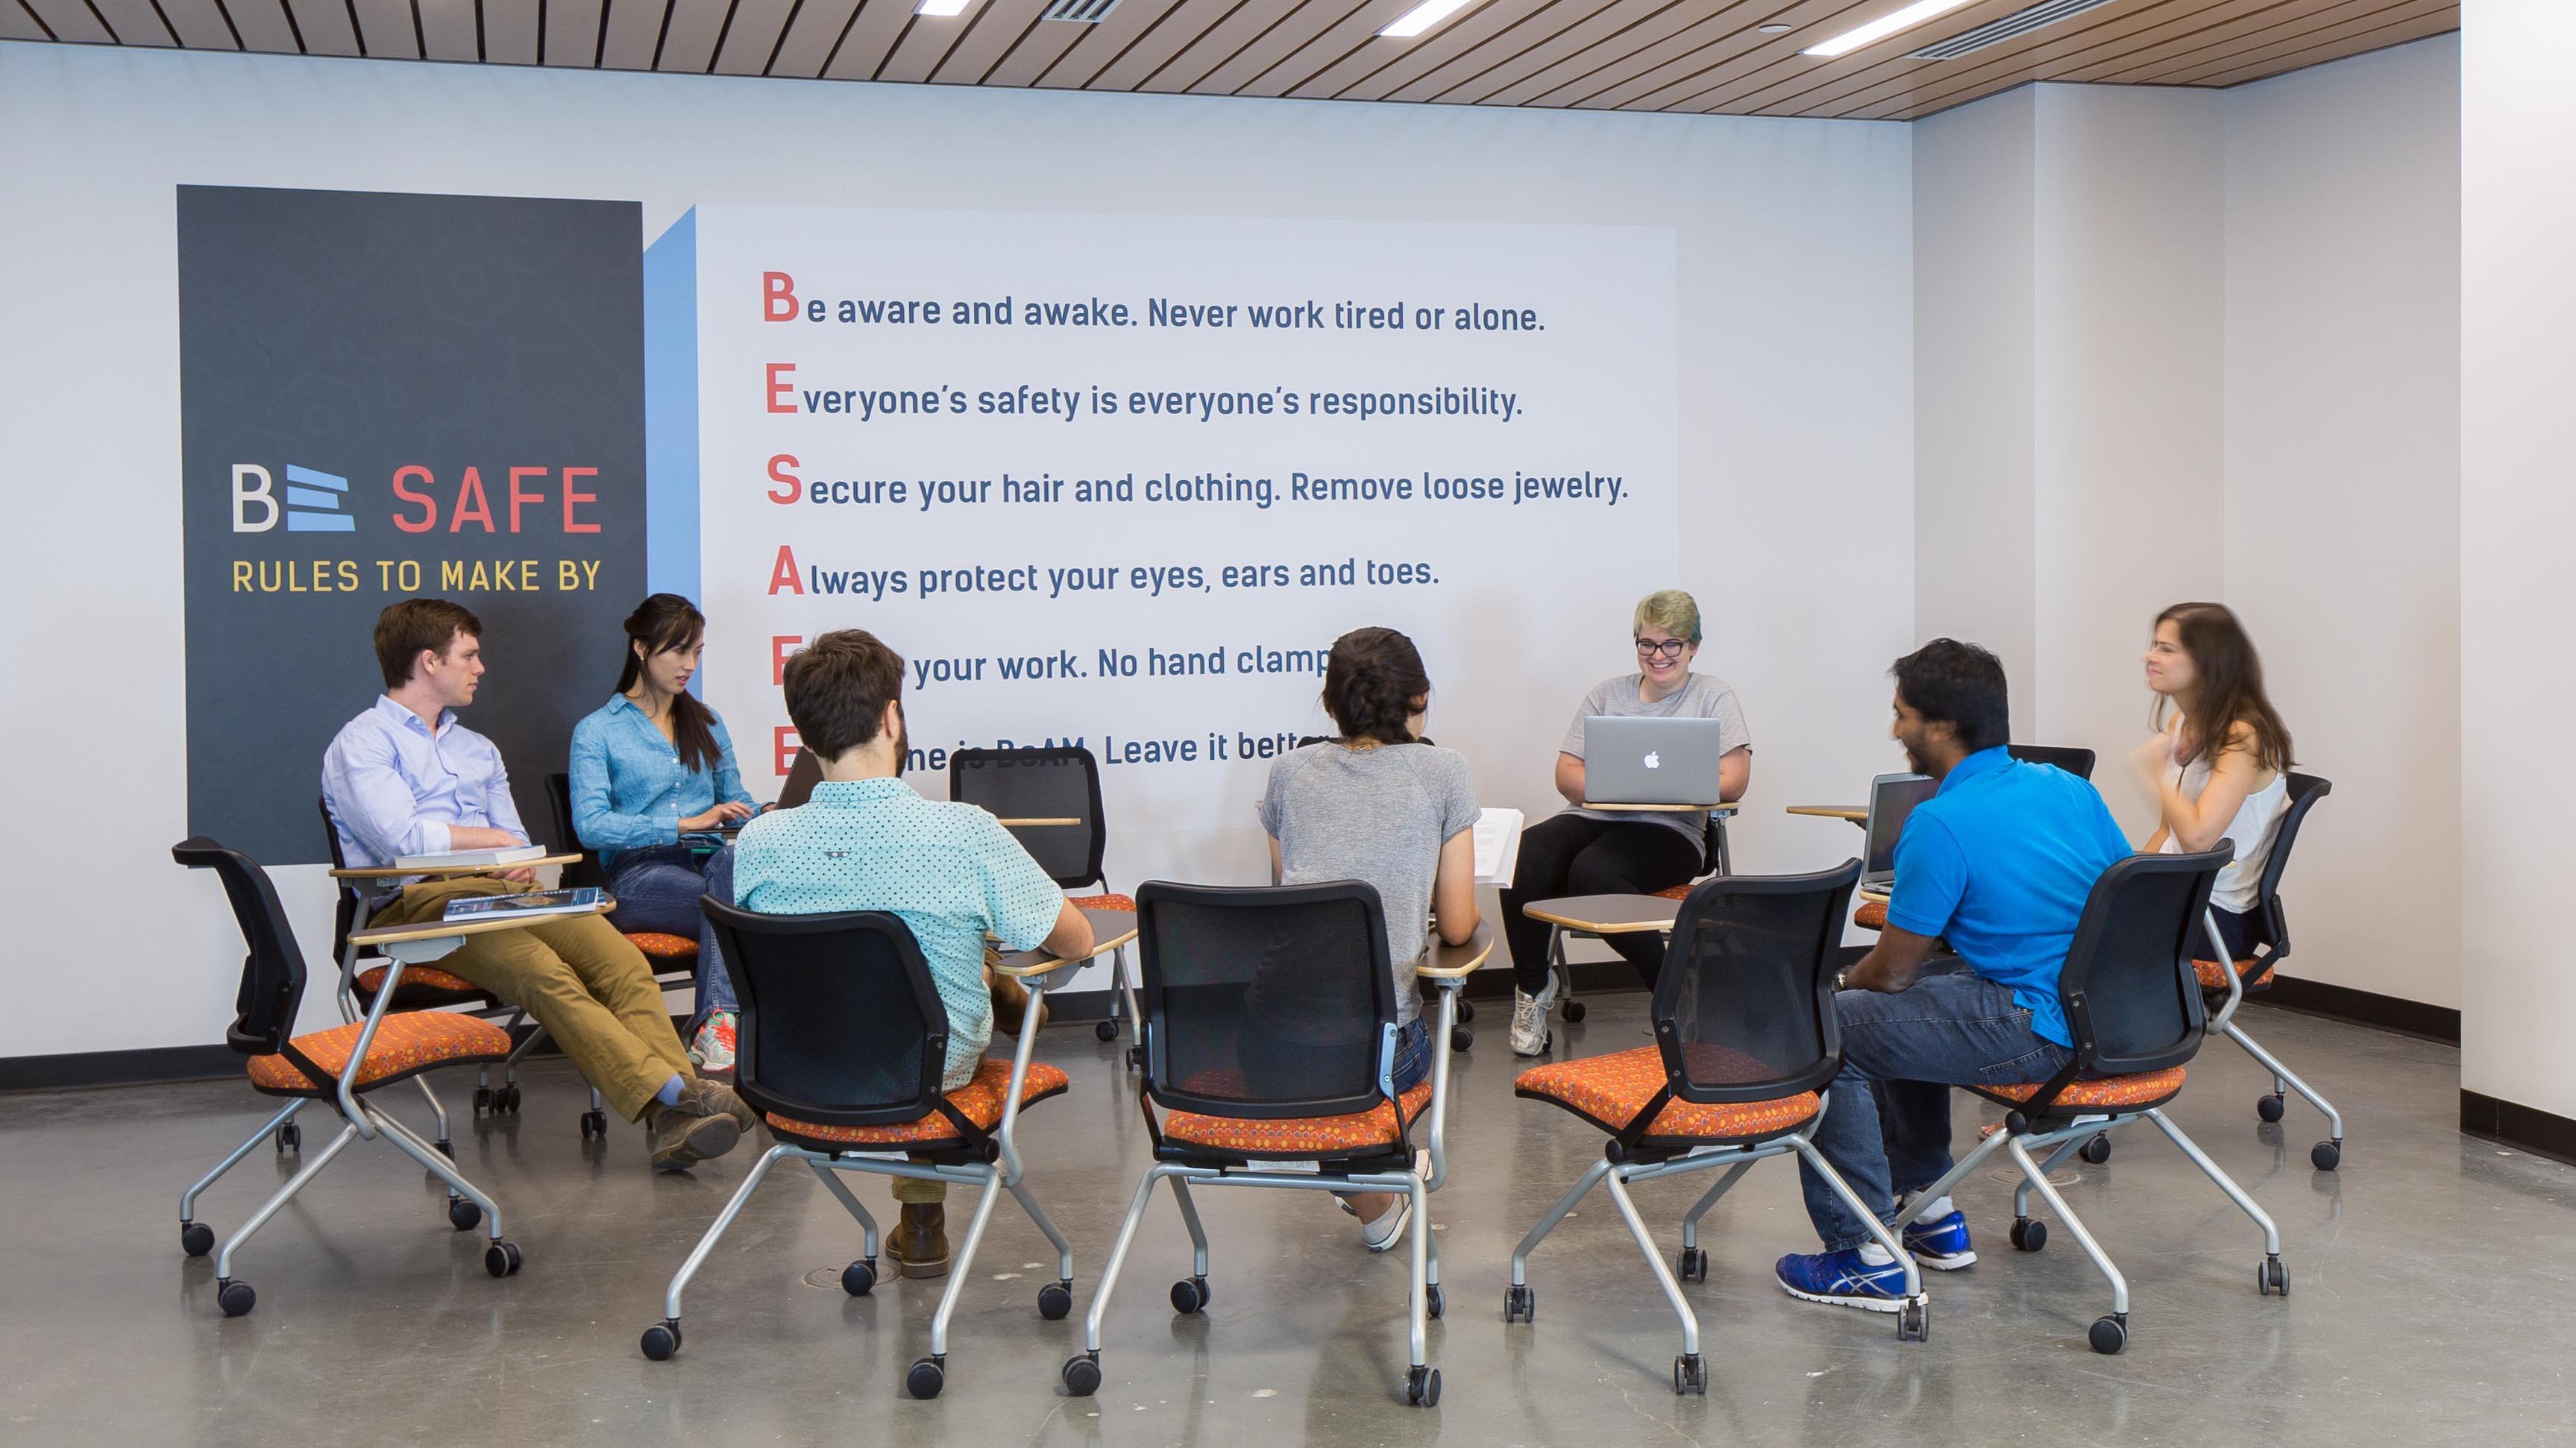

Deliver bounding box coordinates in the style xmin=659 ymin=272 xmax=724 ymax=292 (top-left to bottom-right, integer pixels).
xmin=442 ymin=887 xmax=605 ymax=923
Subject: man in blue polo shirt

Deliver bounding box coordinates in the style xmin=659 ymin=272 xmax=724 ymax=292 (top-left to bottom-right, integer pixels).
xmin=1777 ymin=639 xmax=2133 ymax=1314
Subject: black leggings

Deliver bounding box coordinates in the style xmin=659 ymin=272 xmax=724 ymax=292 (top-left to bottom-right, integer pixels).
xmin=1499 ymin=814 xmax=1703 ymax=992
xmin=2199 ymin=904 xmax=2258 ymax=964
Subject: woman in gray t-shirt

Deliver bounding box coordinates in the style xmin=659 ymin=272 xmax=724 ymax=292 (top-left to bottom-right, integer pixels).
xmin=1254 ymin=626 xmax=1480 ymax=1256
xmin=1498 ymin=590 xmax=1752 ymax=1057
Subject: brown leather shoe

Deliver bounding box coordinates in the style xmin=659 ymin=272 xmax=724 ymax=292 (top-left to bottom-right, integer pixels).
xmin=644 ymin=1100 xmax=741 ymax=1172
xmin=888 ymin=1202 xmax=951 ymax=1279
xmin=683 ymin=1077 xmax=758 ymax=1134
xmin=990 ymin=973 xmax=1049 ymax=1039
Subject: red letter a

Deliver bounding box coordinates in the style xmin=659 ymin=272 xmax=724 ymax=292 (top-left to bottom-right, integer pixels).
xmin=768 ymin=544 xmax=803 ymax=596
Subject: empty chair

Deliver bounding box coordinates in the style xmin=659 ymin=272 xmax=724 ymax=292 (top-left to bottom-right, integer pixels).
xmin=640 ymin=898 xmax=1082 ymax=1400
xmin=2196 ymin=772 xmax=2343 ymax=1168
xmin=1068 ymin=881 xmax=1466 ymax=1408
xmin=1889 ymin=845 xmax=2285 ymax=1354
xmin=948 ymin=746 xmax=1143 ymax=1055
xmin=1509 ymin=861 xmax=1926 ymax=1393
xmin=1518 ymin=810 xmax=1732 ymax=1042
xmin=172 ymin=836 xmax=525 ymax=1317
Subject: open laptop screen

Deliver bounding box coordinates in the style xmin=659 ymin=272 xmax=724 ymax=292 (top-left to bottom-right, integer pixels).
xmin=1863 ymin=773 xmax=1938 ymax=883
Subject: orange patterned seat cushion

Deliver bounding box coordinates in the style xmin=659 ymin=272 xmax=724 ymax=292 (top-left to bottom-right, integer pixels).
xmin=1854 ymin=898 xmax=1888 ymax=931
xmin=1981 ymin=1066 xmax=2187 ymax=1112
xmin=1160 ymin=1079 xmax=1435 ymax=1157
xmin=1067 ymin=893 xmax=1135 ymax=913
xmin=2194 ymin=957 xmax=2272 ymax=991
xmin=764 ymin=1058 xmax=1070 ymax=1146
xmin=1515 ymin=1045 xmax=1820 ymax=1142
xmin=1650 ymin=883 xmax=1695 ymax=901
xmin=354 ymin=963 xmax=483 ymax=996
xmin=625 ymin=931 xmax=699 ymax=960
xmin=247 ymin=1013 xmax=514 ymax=1094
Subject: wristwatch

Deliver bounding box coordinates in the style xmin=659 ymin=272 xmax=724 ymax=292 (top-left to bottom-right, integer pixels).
xmin=1833 ymin=968 xmax=1852 ymax=992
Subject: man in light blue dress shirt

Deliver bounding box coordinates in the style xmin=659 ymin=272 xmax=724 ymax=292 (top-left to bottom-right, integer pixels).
xmin=321 ymin=599 xmax=753 ymax=1171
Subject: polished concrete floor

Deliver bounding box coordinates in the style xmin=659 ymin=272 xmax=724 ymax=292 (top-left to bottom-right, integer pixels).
xmin=4 ymin=996 xmax=2570 ymax=1446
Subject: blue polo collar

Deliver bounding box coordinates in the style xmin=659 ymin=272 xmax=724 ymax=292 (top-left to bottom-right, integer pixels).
xmin=1938 ymin=746 xmax=2013 ymax=793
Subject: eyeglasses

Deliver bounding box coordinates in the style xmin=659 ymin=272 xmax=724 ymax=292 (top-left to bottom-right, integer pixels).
xmin=1635 ymin=638 xmax=1689 ymax=661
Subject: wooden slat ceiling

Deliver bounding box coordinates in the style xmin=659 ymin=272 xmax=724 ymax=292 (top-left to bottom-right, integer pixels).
xmin=1 ymin=0 xmax=2458 ymax=119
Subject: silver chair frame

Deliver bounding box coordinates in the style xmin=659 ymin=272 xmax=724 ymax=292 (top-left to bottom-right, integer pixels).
xmin=180 ymin=942 xmax=515 ymax=1299
xmin=650 ymin=960 xmax=1080 ymax=1380
xmin=1078 ymin=978 xmax=1467 ymax=1400
xmin=1510 ymin=1085 xmax=1928 ymax=1384
xmin=2203 ymin=948 xmax=2346 ymax=1159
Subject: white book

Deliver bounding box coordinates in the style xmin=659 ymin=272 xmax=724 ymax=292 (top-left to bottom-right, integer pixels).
xmin=397 ymin=843 xmax=547 ymax=869
xmin=1472 ymin=808 xmax=1525 ymax=886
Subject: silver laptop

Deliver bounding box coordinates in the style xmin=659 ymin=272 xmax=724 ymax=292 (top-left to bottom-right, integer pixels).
xmin=1584 ymin=717 xmax=1732 ymax=807
xmin=1860 ymin=772 xmax=1938 ymax=893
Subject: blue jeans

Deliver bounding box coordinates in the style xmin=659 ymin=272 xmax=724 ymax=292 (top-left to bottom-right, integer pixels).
xmin=1797 ymin=972 xmax=2073 ymax=1252
xmin=605 ymin=843 xmax=735 ymax=1030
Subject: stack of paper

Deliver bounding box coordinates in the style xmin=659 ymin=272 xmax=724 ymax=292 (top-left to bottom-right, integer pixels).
xmin=1473 ymin=808 xmax=1526 ymax=886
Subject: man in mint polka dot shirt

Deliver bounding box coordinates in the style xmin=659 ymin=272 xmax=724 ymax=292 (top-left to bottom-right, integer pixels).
xmin=734 ymin=629 xmax=1094 ymax=1280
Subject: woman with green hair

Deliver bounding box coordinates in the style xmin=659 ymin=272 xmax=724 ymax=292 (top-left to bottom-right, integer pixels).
xmin=1498 ymin=589 xmax=1752 ymax=1056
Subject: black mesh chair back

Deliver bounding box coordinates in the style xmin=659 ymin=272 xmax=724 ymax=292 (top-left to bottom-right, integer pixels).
xmin=1651 ymin=860 xmax=1861 ymax=1104
xmin=318 ymin=796 xmax=365 ymax=965
xmin=2241 ymin=772 xmax=2331 ymax=960
xmin=2058 ymin=846 xmax=2228 ymax=1077
xmin=949 ymin=747 xmax=1108 ymax=890
xmin=701 ymin=897 xmax=952 ymax=1132
xmin=2008 ymin=744 xmax=2097 ymax=781
xmin=174 ymin=837 xmax=308 ymax=1059
xmin=544 ymin=772 xmax=609 ymax=890
xmin=1135 ymin=881 xmax=1398 ymax=1123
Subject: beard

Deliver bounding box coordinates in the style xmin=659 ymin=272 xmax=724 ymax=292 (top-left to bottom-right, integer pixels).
xmin=1900 ymin=740 xmax=1932 ymax=776
xmin=888 ymin=705 xmax=909 ymax=770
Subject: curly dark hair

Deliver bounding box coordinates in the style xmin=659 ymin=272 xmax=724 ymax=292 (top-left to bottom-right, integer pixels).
xmin=1321 ymin=627 xmax=1431 ymax=746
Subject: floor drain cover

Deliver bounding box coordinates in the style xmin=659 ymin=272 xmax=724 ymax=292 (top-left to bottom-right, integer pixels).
xmin=804 ymin=1266 xmax=847 ymax=1288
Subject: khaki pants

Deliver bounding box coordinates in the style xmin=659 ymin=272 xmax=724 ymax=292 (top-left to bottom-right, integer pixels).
xmin=373 ymin=876 xmax=691 ymax=1122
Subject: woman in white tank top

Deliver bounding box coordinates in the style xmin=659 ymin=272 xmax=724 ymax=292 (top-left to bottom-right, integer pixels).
xmin=2126 ymin=602 xmax=2297 ymax=963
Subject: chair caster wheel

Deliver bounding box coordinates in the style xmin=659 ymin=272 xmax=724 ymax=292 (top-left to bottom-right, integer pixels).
xmin=1426 ymin=1284 xmax=1445 ymax=1320
xmin=1451 ymin=1027 xmax=1474 ymax=1053
xmin=1562 ymin=1001 xmax=1587 ymax=1024
xmin=499 ymin=1085 xmax=522 ymax=1114
xmin=841 ymin=1258 xmax=877 ymax=1297
xmin=579 ymin=1109 xmax=606 ymax=1140
xmin=1096 ymin=1018 xmax=1122 ymax=1042
xmin=449 ymin=1197 xmax=483 ymax=1232
xmin=1675 ymin=1246 xmax=1708 ymax=1282
xmin=2256 ymin=1092 xmax=2286 ymax=1123
xmin=2009 ymin=1218 xmax=2046 ymax=1252
xmin=2259 ymin=1256 xmax=2288 ymax=1296
xmin=1062 ymin=1351 xmax=1102 ymax=1396
xmin=1671 ymin=1353 xmax=1705 ymax=1396
xmin=1170 ymin=1275 xmax=1210 ymax=1315
xmin=1455 ymin=998 xmax=1476 ymax=1023
xmin=2311 ymin=1140 xmax=2341 ymax=1171
xmin=906 ymin=1356 xmax=945 ymax=1400
xmin=1406 ymin=1364 xmax=1441 ymax=1406
xmin=275 ymin=1121 xmax=301 ymax=1153
xmin=2089 ymin=1314 xmax=2127 ymax=1354
xmin=1125 ymin=1046 xmax=1143 ymax=1073
xmin=1502 ymin=1284 xmax=1535 ymax=1323
xmin=640 ymin=1320 xmax=682 ymax=1360
xmin=217 ymin=1279 xmax=256 ymax=1318
xmin=2081 ymin=1133 xmax=2111 ymax=1164
xmin=180 ymin=1221 xmax=216 ymax=1258
xmin=1898 ymin=1299 xmax=1930 ymax=1342
xmin=474 ymin=1086 xmax=494 ymax=1117
xmin=484 ymin=1241 xmax=524 ymax=1277
xmin=1039 ymin=1280 xmax=1074 ymax=1320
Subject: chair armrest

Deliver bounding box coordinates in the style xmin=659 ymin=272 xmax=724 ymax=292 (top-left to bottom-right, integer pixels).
xmin=1518 ymin=895 xmax=1682 ymax=934
xmin=1416 ymin=920 xmax=1495 ymax=978
xmin=329 ymin=852 xmax=581 ymax=880
xmin=993 ymin=908 xmax=1139 ymax=977
xmin=346 ymin=895 xmax=614 ymax=950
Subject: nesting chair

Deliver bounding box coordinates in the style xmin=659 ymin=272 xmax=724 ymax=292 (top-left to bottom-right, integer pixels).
xmin=1510 ymin=860 xmax=1929 ymax=1394
xmin=1889 ymin=846 xmax=2287 ymax=1355
xmin=1521 ymin=808 xmax=1735 ymax=1039
xmin=173 ymin=837 xmax=526 ymax=1317
xmin=1069 ymin=881 xmax=1473 ymax=1408
xmin=949 ymin=746 xmax=1143 ymax=1059
xmin=639 ymin=898 xmax=1083 ymax=1400
xmin=2193 ymin=772 xmax=2343 ymax=1169
xmin=542 ymin=770 xmax=706 ymax=1113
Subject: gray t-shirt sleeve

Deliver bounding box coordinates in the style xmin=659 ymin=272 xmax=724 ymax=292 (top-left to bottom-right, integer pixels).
xmin=1436 ymin=750 xmax=1480 ymax=843
xmin=1560 ymin=680 xmax=1612 ymax=758
xmin=1709 ymin=681 xmax=1753 ymax=755
xmin=1256 ymin=753 xmax=1292 ymax=837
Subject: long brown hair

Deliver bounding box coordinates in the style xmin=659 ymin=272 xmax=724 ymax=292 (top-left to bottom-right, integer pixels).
xmin=616 ymin=594 xmax=723 ymax=774
xmin=2154 ymin=602 xmax=2293 ymax=772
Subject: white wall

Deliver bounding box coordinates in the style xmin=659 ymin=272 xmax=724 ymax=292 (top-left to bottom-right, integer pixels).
xmin=2461 ymin=1 xmax=2576 ymax=1118
xmin=0 ymin=44 xmax=1914 ymax=1059
xmin=2225 ymin=34 xmax=2462 ymax=1009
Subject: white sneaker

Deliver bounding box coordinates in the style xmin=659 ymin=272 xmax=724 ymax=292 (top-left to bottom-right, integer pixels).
xmin=1511 ymin=982 xmax=1557 ymax=1057
xmin=1361 ymin=1195 xmax=1413 ymax=1253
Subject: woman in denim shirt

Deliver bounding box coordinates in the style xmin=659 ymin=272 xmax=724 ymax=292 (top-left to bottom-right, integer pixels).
xmin=569 ymin=595 xmax=759 ymax=1072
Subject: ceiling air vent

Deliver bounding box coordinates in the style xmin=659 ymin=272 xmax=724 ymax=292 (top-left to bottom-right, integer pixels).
xmin=1043 ymin=0 xmax=1120 ymax=20
xmin=1906 ymin=0 xmax=2124 ymax=60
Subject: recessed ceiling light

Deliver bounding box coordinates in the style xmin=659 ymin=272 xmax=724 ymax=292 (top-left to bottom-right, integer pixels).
xmin=1759 ymin=23 xmax=1791 ymax=33
xmin=1802 ymin=0 xmax=1977 ymax=57
xmin=1380 ymin=0 xmax=1473 ymax=39
xmin=916 ymin=0 xmax=973 ymax=14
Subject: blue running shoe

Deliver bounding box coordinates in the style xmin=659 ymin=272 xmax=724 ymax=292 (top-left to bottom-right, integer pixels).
xmin=1903 ymin=1210 xmax=1978 ymax=1270
xmin=1774 ymin=1249 xmax=1911 ymax=1312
